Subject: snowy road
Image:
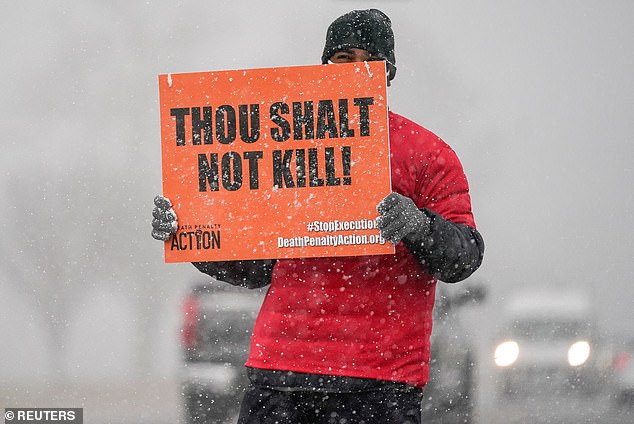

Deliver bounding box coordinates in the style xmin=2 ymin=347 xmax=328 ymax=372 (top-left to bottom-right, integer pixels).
xmin=4 ymin=382 xmax=632 ymax=423
xmin=479 ymin=392 xmax=633 ymax=424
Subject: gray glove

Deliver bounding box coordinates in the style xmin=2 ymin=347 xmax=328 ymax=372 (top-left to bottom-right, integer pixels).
xmin=376 ymin=192 xmax=431 ymax=244
xmin=151 ymin=195 xmax=178 ymax=241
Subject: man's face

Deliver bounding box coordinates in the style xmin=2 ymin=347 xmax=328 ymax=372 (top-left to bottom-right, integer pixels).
xmin=329 ymin=48 xmax=377 ymax=63
xmin=329 ymin=48 xmax=391 ymax=85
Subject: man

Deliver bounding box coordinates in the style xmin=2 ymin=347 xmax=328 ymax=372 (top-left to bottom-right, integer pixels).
xmin=152 ymin=9 xmax=484 ymax=423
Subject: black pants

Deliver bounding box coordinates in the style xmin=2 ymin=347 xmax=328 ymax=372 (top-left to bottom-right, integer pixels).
xmin=237 ymin=386 xmax=423 ymax=424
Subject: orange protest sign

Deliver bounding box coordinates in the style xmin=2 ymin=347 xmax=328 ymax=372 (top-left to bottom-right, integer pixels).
xmin=159 ymin=61 xmax=393 ymax=262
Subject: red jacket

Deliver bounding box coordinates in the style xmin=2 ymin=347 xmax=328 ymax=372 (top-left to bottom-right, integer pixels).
xmin=244 ymin=111 xmax=476 ymax=388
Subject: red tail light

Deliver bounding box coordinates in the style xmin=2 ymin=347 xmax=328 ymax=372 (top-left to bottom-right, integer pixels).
xmin=613 ymin=351 xmax=631 ymax=371
xmin=181 ymin=294 xmax=200 ymax=349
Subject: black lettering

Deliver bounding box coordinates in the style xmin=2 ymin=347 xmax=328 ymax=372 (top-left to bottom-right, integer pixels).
xmin=179 ymin=232 xmax=189 ymax=250
xmin=198 ymin=153 xmax=219 ymax=192
xmin=293 ymin=101 xmax=314 ymax=140
xmin=325 ymin=147 xmax=340 ymax=186
xmin=211 ymin=230 xmax=221 ymax=249
xmin=316 ymin=100 xmax=338 ymax=139
xmin=170 ymin=230 xmax=221 ymax=250
xmin=192 ymin=106 xmax=213 ymax=145
xmin=170 ymin=107 xmax=190 ymax=146
xmin=244 ymin=150 xmax=263 ymax=189
xmin=195 ymin=230 xmax=203 ymax=249
xmin=215 ymin=105 xmax=236 ymax=144
xmin=270 ymin=102 xmax=291 ymax=142
xmin=308 ymin=148 xmax=324 ymax=187
xmin=239 ymin=104 xmax=260 ymax=143
xmin=341 ymin=146 xmax=352 ymax=185
xmin=272 ymin=150 xmax=295 ymax=188
xmin=354 ymin=97 xmax=374 ymax=136
xmin=221 ymin=151 xmax=242 ymax=191
xmin=338 ymin=99 xmax=354 ymax=138
xmin=202 ymin=231 xmax=211 ymax=249
xmin=296 ymin=149 xmax=306 ymax=188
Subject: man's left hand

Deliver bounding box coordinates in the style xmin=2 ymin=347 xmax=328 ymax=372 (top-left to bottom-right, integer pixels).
xmin=376 ymin=192 xmax=431 ymax=244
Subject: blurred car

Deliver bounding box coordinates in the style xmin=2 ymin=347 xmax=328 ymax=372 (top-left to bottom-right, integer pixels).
xmin=612 ymin=343 xmax=634 ymax=411
xmin=181 ymin=278 xmax=486 ymax=423
xmin=180 ymin=280 xmax=265 ymax=424
xmin=493 ymin=290 xmax=606 ymax=398
xmin=421 ymin=283 xmax=486 ymax=424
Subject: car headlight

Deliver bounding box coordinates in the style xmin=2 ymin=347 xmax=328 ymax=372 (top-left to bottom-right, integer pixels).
xmin=494 ymin=341 xmax=519 ymax=367
xmin=568 ymin=340 xmax=590 ymax=366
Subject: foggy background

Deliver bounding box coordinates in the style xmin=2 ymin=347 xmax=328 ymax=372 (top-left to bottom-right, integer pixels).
xmin=1 ymin=0 xmax=633 ymax=422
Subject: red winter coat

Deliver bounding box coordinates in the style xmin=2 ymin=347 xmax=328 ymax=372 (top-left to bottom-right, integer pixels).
xmin=244 ymin=111 xmax=476 ymax=388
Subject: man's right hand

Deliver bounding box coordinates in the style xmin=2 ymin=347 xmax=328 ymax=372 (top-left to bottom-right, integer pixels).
xmin=151 ymin=195 xmax=178 ymax=241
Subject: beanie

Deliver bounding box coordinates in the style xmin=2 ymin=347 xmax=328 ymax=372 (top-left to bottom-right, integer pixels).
xmin=321 ymin=9 xmax=397 ymax=81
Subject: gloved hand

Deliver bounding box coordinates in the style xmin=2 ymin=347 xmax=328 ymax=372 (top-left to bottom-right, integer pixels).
xmin=151 ymin=195 xmax=178 ymax=241
xmin=376 ymin=192 xmax=431 ymax=244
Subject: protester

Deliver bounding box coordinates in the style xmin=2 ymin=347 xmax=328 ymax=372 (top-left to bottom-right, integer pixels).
xmin=153 ymin=9 xmax=484 ymax=423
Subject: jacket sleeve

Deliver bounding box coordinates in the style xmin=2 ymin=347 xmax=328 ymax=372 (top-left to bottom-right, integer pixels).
xmin=191 ymin=260 xmax=276 ymax=289
xmin=403 ymin=209 xmax=484 ymax=283
xmin=408 ymin=140 xmax=484 ymax=283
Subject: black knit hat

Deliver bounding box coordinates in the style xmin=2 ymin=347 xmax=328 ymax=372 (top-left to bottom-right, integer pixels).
xmin=321 ymin=9 xmax=397 ymax=81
